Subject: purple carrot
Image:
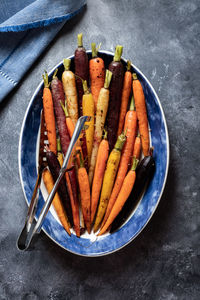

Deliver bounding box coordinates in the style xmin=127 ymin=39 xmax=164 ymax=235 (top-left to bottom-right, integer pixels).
xmin=46 ymin=148 xmax=73 ymax=226
xmin=106 ymin=45 xmax=124 ymax=150
xmin=74 ymin=33 xmax=89 ymax=116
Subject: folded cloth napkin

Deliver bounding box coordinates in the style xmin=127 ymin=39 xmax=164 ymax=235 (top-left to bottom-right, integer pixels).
xmin=0 ymin=0 xmax=86 ymax=102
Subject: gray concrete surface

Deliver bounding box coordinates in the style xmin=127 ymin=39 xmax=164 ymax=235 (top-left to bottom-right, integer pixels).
xmin=0 ymin=0 xmax=200 ymax=299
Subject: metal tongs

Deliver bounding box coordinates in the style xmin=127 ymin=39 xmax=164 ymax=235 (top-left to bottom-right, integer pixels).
xmin=17 ymin=113 xmax=89 ymax=251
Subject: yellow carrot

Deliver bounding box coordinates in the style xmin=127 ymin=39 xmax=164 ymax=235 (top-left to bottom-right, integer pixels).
xmin=91 ymin=131 xmax=109 ymax=224
xmin=82 ymin=80 xmax=94 ymax=166
xmin=93 ymin=132 xmax=126 ymax=232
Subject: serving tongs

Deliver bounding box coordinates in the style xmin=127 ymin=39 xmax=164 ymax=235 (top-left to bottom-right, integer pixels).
xmin=17 ymin=113 xmax=89 ymax=251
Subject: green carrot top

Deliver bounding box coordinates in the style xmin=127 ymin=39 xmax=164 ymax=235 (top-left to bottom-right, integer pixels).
xmin=42 ymin=71 xmax=50 ymax=88
xmin=60 ymin=99 xmax=69 ymax=118
xmin=132 ymin=73 xmax=138 ymax=80
xmin=126 ymin=60 xmax=131 ymax=71
xmin=91 ymin=42 xmax=98 ymax=58
xmin=77 ymin=33 xmax=83 ymax=47
xmin=103 ymin=129 xmax=108 ymax=140
xmin=104 ymin=69 xmax=113 ymax=89
xmin=114 ymin=45 xmax=123 ymax=62
xmin=114 ymin=132 xmax=126 ymax=151
xmin=82 ymin=80 xmax=90 ymax=94
xmin=57 ymin=138 xmax=62 ymax=153
xmin=78 ymin=151 xmax=85 ymax=168
xmin=129 ymin=95 xmax=135 ymax=111
xmin=131 ymin=157 xmax=139 ymax=171
xmin=52 ymin=68 xmax=58 ymax=79
xmin=63 ymin=59 xmax=71 ymax=71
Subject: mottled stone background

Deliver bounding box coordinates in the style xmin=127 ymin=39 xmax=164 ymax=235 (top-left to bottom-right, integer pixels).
xmin=0 ymin=0 xmax=199 ymax=299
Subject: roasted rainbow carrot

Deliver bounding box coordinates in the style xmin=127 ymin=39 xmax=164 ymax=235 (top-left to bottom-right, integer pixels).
xmin=89 ymin=42 xmax=105 ymax=111
xmin=101 ymin=95 xmax=137 ymax=227
xmin=117 ymin=60 xmax=132 ymax=136
xmin=98 ymin=158 xmax=138 ymax=235
xmin=91 ymin=130 xmax=109 ymax=225
xmin=93 ymin=132 xmax=126 ymax=232
xmin=74 ymin=33 xmax=89 ymax=116
xmin=106 ymin=45 xmax=124 ymax=150
xmin=62 ymin=58 xmax=78 ymax=126
xmin=89 ymin=69 xmax=112 ymax=185
xmin=42 ymin=168 xmax=71 ymax=236
xmin=77 ymin=152 xmax=91 ymax=233
xmin=42 ymin=71 xmax=57 ymax=154
xmin=132 ymin=73 xmax=150 ymax=156
xmin=82 ymin=80 xmax=94 ymax=166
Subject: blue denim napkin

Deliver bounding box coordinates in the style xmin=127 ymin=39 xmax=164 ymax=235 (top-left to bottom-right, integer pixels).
xmin=0 ymin=0 xmax=86 ymax=102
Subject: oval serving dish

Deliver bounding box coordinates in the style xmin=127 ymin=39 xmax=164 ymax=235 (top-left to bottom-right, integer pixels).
xmin=18 ymin=50 xmax=169 ymax=256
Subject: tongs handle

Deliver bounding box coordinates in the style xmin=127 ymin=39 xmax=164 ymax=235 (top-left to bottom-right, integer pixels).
xmin=17 ymin=115 xmax=89 ymax=251
xmin=17 ymin=169 xmax=43 ymax=250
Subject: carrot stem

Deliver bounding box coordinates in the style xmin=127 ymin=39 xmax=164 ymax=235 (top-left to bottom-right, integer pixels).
xmin=42 ymin=71 xmax=50 ymax=88
xmin=63 ymin=59 xmax=71 ymax=71
xmin=126 ymin=60 xmax=131 ymax=71
xmin=129 ymin=95 xmax=135 ymax=111
xmin=53 ymin=68 xmax=58 ymax=79
xmin=133 ymin=73 xmax=138 ymax=80
xmin=104 ymin=69 xmax=113 ymax=89
xmin=82 ymin=80 xmax=90 ymax=94
xmin=77 ymin=33 xmax=83 ymax=47
xmin=79 ymin=151 xmax=84 ymax=168
xmin=91 ymin=42 xmax=98 ymax=58
xmin=57 ymin=138 xmax=62 ymax=153
xmin=114 ymin=132 xmax=126 ymax=151
xmin=114 ymin=45 xmax=123 ymax=62
xmin=60 ymin=100 xmax=69 ymax=117
xmin=103 ymin=129 xmax=108 ymax=140
xmin=131 ymin=157 xmax=139 ymax=171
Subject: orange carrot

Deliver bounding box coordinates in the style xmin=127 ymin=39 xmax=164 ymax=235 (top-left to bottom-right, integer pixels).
xmin=42 ymin=168 xmax=71 ymax=236
xmin=98 ymin=158 xmax=138 ymax=235
xmin=91 ymin=131 xmax=109 ymax=225
xmin=89 ymin=43 xmax=105 ymax=111
xmin=132 ymin=73 xmax=150 ymax=156
xmin=60 ymin=100 xmax=75 ymax=138
xmin=101 ymin=95 xmax=137 ymax=228
xmin=133 ymin=134 xmax=141 ymax=160
xmin=77 ymin=152 xmax=91 ymax=233
xmin=89 ymin=69 xmax=112 ymax=185
xmin=42 ymin=71 xmax=57 ymax=154
xmin=117 ymin=60 xmax=132 ymax=136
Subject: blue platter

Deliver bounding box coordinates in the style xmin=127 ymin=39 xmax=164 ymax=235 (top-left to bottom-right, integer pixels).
xmin=18 ymin=51 xmax=169 ymax=256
